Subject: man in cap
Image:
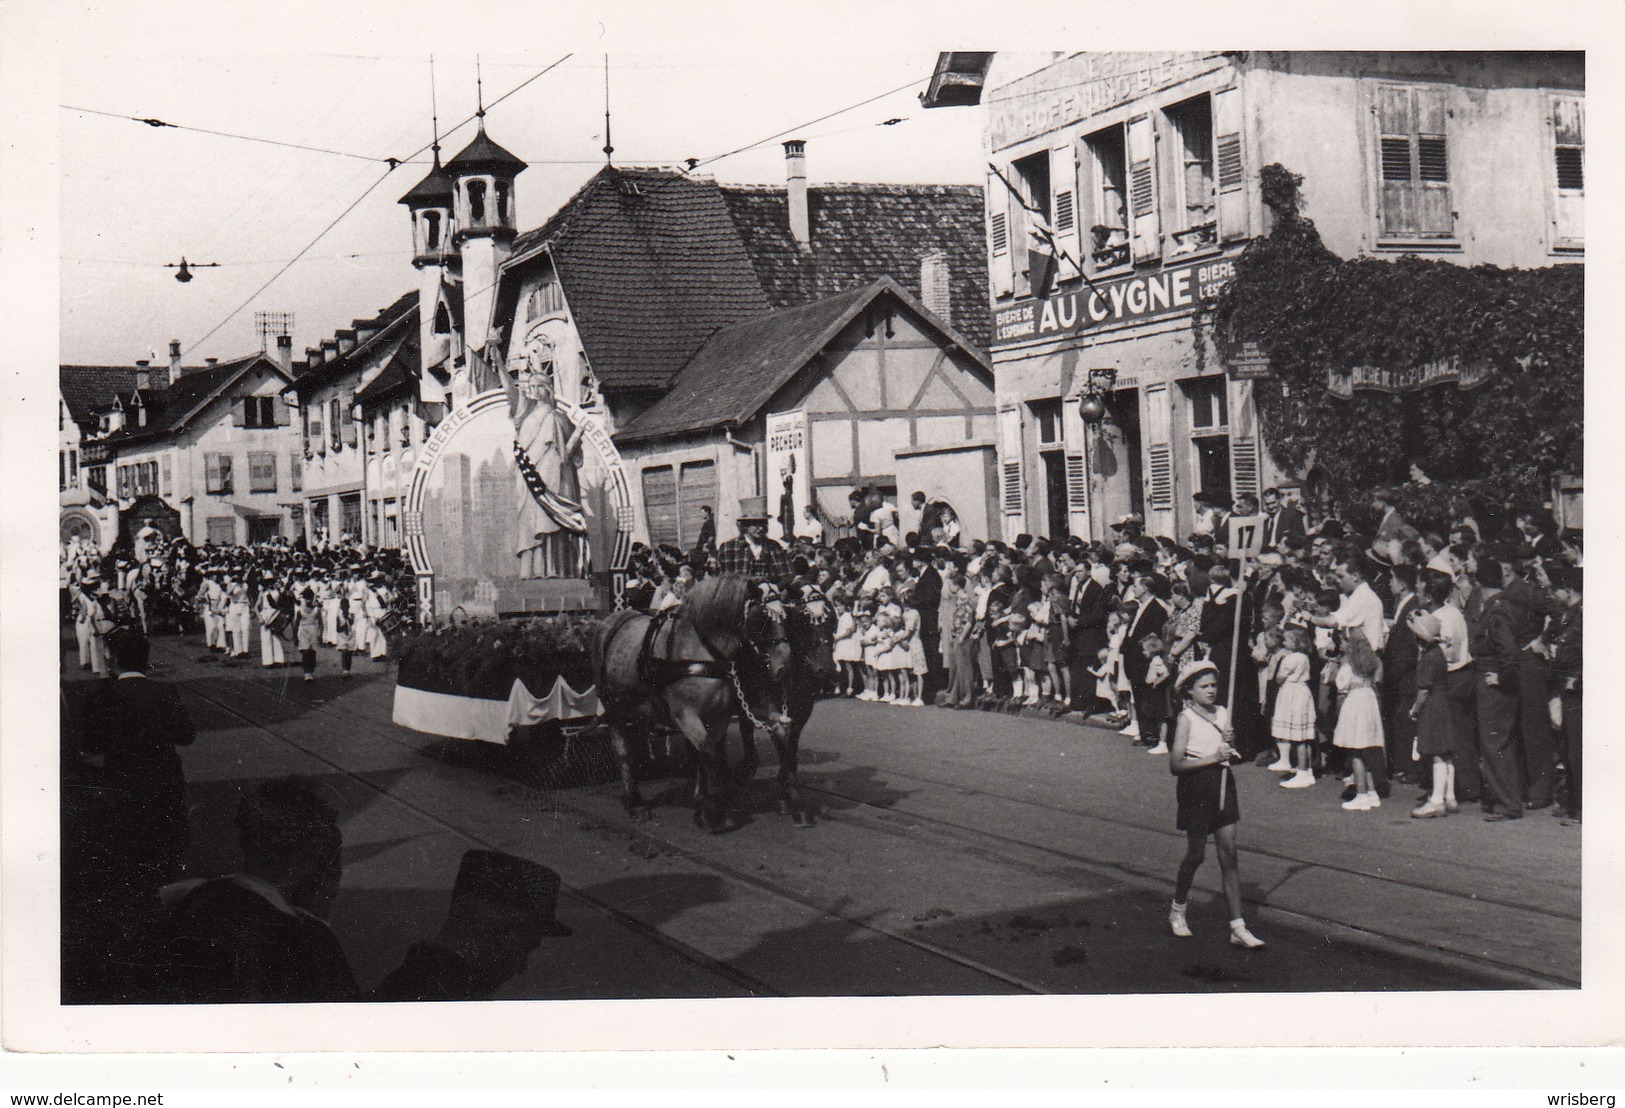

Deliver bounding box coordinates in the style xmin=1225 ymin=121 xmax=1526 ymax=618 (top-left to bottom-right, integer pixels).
xmin=370 ymin=851 xmax=574 ymax=1002
xmin=716 ymin=496 xmax=792 ymax=587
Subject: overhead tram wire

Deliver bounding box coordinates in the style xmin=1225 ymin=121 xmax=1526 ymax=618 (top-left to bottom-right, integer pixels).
xmin=178 ymin=54 xmax=573 ymax=358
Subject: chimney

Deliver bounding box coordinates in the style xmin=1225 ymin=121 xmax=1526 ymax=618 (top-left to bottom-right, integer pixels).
xmin=135 ymin=360 xmax=151 ymax=392
xmin=784 ymin=139 xmax=810 ymax=249
xmin=920 ymin=251 xmax=952 ymax=325
xmin=275 ymin=334 xmax=293 ymax=374
xmin=168 ymin=339 xmax=182 ymax=377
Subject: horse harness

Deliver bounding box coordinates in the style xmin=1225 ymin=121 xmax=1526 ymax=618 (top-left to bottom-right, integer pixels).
xmin=629 ymin=602 xmax=787 ymax=730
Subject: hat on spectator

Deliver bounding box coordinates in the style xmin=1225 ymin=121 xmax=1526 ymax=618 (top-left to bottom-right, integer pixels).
xmin=1176 ymin=659 xmax=1219 ymax=692
xmin=452 ymin=850 xmax=573 ymax=936
xmin=736 ymin=496 xmax=769 ymax=525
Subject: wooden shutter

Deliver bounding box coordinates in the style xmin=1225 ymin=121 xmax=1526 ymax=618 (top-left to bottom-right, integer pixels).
xmin=998 ymin=404 xmax=1024 ymax=527
xmin=1050 ymin=142 xmax=1082 ymax=283
xmin=641 ymin=466 xmax=679 ymax=548
xmin=160 ymin=455 xmax=171 ymax=497
xmin=1213 ymin=85 xmax=1248 ymax=242
xmin=1144 ymin=384 xmax=1174 ymax=535
xmin=677 ymin=460 xmax=717 ymax=549
xmin=274 ymin=394 xmax=290 ymax=426
xmin=231 ymin=398 xmax=246 ymax=427
xmin=328 ymin=398 xmax=342 ymax=452
xmin=1378 ymin=85 xmax=1452 ymax=238
xmin=343 ymin=391 xmax=359 ymax=448
xmin=1060 ymin=395 xmax=1089 ymax=538
xmin=1126 ymin=114 xmax=1160 ymax=262
xmin=988 ymin=171 xmax=1013 ymax=298
xmin=1552 ymin=94 xmax=1584 ymax=247
xmin=1226 ymin=379 xmax=1261 ymax=501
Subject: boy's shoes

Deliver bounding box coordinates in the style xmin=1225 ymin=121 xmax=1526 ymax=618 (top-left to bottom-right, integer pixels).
xmin=1265 ymin=757 xmax=1294 ymax=772
xmin=1280 ymin=771 xmax=1315 ymax=788
xmin=1169 ymin=904 xmax=1192 ymax=938
xmin=1229 ymin=923 xmax=1266 ymax=950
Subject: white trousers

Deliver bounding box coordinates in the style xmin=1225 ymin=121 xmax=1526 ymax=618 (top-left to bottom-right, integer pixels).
xmin=260 ymin=625 xmax=286 ymax=666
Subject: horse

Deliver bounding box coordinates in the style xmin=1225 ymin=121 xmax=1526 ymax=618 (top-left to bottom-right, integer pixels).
xmin=591 ymin=575 xmax=792 ymax=832
xmin=734 ymin=597 xmax=835 ymax=828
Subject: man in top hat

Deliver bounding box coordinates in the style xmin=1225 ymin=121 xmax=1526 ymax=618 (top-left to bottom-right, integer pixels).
xmin=370 ymin=850 xmax=573 ymax=1002
xmin=717 ymin=496 xmax=792 ymax=587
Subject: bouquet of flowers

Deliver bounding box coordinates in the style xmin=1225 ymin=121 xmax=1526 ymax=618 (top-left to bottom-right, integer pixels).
xmin=396 ymin=613 xmax=601 ymax=699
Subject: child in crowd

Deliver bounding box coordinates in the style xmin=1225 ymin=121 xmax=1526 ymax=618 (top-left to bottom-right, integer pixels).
xmin=1407 ymin=610 xmax=1458 ymax=818
xmin=831 ymin=598 xmax=861 ymax=696
xmin=1272 ymin=627 xmax=1318 ymax=788
xmin=1019 ymin=600 xmax=1049 ymax=705
xmin=997 ymin=608 xmax=1029 ymax=701
xmin=857 ymin=609 xmax=881 ymax=701
xmin=1043 ymin=574 xmax=1073 ymax=706
xmin=1333 ymin=628 xmax=1386 ymax=811
xmin=898 ymin=598 xmax=927 ymax=707
xmin=875 ymin=608 xmax=906 ymax=703
xmin=1139 ymin=632 xmax=1172 ymax=753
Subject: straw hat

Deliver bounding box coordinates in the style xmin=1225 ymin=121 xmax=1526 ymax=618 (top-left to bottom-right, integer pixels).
xmin=1176 ymin=658 xmax=1219 ymax=691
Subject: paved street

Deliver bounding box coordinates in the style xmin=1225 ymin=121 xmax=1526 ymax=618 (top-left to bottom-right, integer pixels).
xmin=65 ymin=629 xmax=1580 ymax=999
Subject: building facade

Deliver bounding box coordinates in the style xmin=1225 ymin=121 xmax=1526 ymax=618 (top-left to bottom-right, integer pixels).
xmin=970 ymin=50 xmax=1583 ymax=542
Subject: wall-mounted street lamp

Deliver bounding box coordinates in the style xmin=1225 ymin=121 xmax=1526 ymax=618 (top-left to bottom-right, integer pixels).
xmin=1077 ymin=367 xmax=1118 ymax=425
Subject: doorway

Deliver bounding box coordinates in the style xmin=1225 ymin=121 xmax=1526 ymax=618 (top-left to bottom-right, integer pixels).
xmin=1114 ymin=387 xmax=1144 ymax=518
xmin=1042 ymin=451 xmax=1070 ymax=541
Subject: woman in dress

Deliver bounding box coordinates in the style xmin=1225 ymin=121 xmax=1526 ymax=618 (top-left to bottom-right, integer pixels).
xmin=1167 ymin=660 xmax=1265 ymax=948
xmin=294 ymin=587 xmax=322 ymax=682
xmin=1407 ymin=611 xmax=1458 ymax=818
xmin=1332 ymin=628 xmax=1386 ymax=811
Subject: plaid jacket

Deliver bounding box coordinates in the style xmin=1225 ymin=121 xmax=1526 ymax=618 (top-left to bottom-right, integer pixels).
xmin=715 ymin=537 xmax=791 ymax=584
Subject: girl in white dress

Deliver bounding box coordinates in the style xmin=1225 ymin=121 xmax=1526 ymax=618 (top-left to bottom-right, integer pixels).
xmin=857 ymin=610 xmax=881 ymax=701
xmin=1332 ymin=628 xmax=1386 ymax=811
xmin=1272 ymin=627 xmax=1318 ymax=789
xmin=831 ymin=600 xmax=861 ymax=696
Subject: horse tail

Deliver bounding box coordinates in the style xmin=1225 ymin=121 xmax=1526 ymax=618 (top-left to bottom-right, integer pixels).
xmin=685 ymin=574 xmax=749 ymax=659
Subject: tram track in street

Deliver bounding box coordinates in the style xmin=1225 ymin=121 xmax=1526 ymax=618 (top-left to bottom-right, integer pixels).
xmin=161 ymin=644 xmax=1576 ymax=992
xmin=165 ymin=651 xmax=1051 ymax=996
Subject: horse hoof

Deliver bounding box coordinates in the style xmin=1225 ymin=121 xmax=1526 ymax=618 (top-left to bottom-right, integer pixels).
xmin=793 ymin=810 xmax=816 ymax=829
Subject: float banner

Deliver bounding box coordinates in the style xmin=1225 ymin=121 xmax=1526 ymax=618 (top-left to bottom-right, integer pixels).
xmin=991 ymin=258 xmax=1236 ymax=346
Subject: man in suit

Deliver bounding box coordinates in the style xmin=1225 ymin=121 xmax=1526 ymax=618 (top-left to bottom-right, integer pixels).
xmin=1199 ymin=562 xmax=1261 ymax=759
xmin=906 ymin=548 xmax=944 ymax=699
xmin=1260 ymin=487 xmax=1308 ymax=553
xmin=1121 ymin=571 xmax=1170 ymax=747
xmin=1469 ymin=560 xmax=1525 ymax=821
xmin=1069 ymin=558 xmax=1112 ymax=713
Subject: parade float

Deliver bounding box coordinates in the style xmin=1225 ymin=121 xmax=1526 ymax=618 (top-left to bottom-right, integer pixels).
xmin=390 ymin=368 xmax=633 ymax=743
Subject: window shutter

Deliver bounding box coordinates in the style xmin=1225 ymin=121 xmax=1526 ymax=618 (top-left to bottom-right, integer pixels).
xmin=1049 ymin=142 xmax=1082 ymax=282
xmin=343 ymin=391 xmax=359 ymax=448
xmin=998 ymin=405 xmax=1024 ymax=522
xmin=274 ymin=395 xmax=290 ymax=427
xmin=1552 ymin=95 xmax=1584 ymax=247
xmin=329 ymin=398 xmax=342 ymax=452
xmin=160 ymin=455 xmax=171 ymax=497
xmin=1126 ymin=114 xmax=1160 ymax=262
xmin=677 ymin=460 xmax=717 ymax=549
xmin=290 ymin=452 xmax=302 ymax=493
xmin=205 ymin=454 xmax=219 ymax=492
xmin=1376 ymin=85 xmax=1417 ymax=237
xmin=640 ymin=466 xmax=679 ymax=548
xmin=1060 ymin=394 xmax=1090 ymax=537
xmin=988 ymin=172 xmax=1014 ymax=298
xmin=1144 ymin=384 xmax=1175 ymax=534
xmin=220 ymin=453 xmax=233 ymax=494
xmin=1413 ymin=87 xmax=1452 ymax=235
xmin=232 ymin=399 xmax=246 ymax=427
xmin=1213 ymin=86 xmax=1248 ymax=242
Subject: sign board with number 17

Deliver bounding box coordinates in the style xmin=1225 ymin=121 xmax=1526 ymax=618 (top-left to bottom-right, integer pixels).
xmin=1227 ymin=514 xmax=1265 ymax=560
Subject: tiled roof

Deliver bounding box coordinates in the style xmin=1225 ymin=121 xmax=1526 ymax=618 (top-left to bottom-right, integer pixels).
xmin=618 ymin=277 xmax=990 ymax=444
xmin=507 ymin=166 xmax=774 ymax=391
xmin=355 ymin=326 xmax=420 ymax=406
xmin=96 ymin=353 xmax=276 ymax=448
xmin=718 ymin=182 xmax=991 ymax=352
xmin=288 ymin=291 xmax=417 ymax=394
xmin=60 ymin=365 xmax=168 ymax=429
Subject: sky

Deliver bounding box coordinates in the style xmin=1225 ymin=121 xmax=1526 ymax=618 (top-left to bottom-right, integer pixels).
xmin=59 ymin=44 xmax=1049 ymax=366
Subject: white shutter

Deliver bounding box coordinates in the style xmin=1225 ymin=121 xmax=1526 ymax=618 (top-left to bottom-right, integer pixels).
xmin=1413 ymin=87 xmax=1452 ymax=237
xmin=1552 ymin=94 xmax=1584 ymax=247
xmin=1144 ymin=384 xmax=1174 ymax=535
xmin=988 ymin=171 xmax=1014 ymax=298
xmin=1126 ymin=114 xmax=1160 ymax=263
xmin=1060 ymin=394 xmax=1089 ymax=538
xmin=1227 ymin=379 xmax=1260 ymax=501
xmin=1213 ymin=85 xmax=1248 ymax=243
xmin=1050 ymin=142 xmax=1082 ymax=283
xmin=998 ymin=404 xmax=1025 ymax=538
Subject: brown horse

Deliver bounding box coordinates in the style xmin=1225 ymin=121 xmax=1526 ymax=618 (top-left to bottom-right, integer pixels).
xmin=735 ymin=599 xmax=834 ymax=827
xmin=592 ymin=576 xmax=791 ymax=832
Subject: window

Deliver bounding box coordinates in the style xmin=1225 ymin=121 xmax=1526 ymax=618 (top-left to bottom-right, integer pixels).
xmin=383 ymin=498 xmax=400 ymax=545
xmin=160 ymin=455 xmax=170 ymax=496
xmin=433 ymin=303 xmax=451 ymax=336
xmin=423 ymin=209 xmax=441 ymax=251
xmin=59 ymin=452 xmax=66 ymax=491
xmin=343 ymin=391 xmax=358 ymax=447
xmin=1375 ymin=84 xmax=1453 ymax=241
xmin=1032 ymin=400 xmax=1063 ymax=448
xmin=495 ymin=179 xmax=511 ymax=225
xmin=206 ymin=517 xmax=235 ymax=546
xmin=248 ymin=451 xmax=277 ymax=493
xmin=307 ymin=404 xmax=323 ymax=453
xmin=116 ymin=465 xmax=132 ymax=499
xmin=1011 ymin=151 xmax=1051 ymax=294
xmin=398 ymin=402 xmax=411 ymax=448
xmin=1165 ymin=94 xmax=1217 ymax=253
xmin=468 ymin=178 xmax=487 ymax=224
xmin=290 ymin=452 xmax=302 ymax=492
xmin=1187 ymin=377 xmax=1228 ymax=430
xmin=243 ymin=395 xmax=278 ymax=428
xmin=339 ymin=493 xmax=363 ymax=539
xmin=205 ymin=453 xmax=234 ymax=495
xmin=1552 ymin=94 xmax=1584 ymax=250
xmin=1183 ymin=378 xmax=1230 ymax=508
xmin=87 ymin=466 xmax=107 ymax=495
xmin=69 ymin=450 xmax=79 ymax=489
xmin=1085 ymin=124 xmax=1130 ymax=270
